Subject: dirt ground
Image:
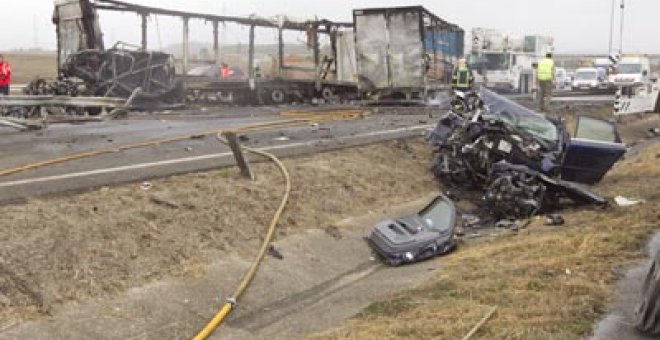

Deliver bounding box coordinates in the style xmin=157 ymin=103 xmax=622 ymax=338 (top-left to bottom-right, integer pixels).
xmin=310 ymin=127 xmax=660 ymax=338
xmin=0 ymin=138 xmax=437 ymax=330
xmin=0 ymin=52 xmax=57 ymax=84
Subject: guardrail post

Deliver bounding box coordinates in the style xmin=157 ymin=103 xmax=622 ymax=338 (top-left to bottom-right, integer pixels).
xmin=223 ymin=131 xmax=255 ymax=181
xmin=213 ymin=21 xmax=220 ymax=65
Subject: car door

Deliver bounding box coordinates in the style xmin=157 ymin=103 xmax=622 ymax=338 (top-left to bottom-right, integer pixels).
xmin=561 ymin=116 xmax=626 ymax=184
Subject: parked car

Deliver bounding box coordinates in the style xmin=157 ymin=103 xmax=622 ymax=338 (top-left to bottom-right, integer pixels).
xmin=555 ymin=67 xmax=570 ymax=90
xmin=572 ymin=67 xmax=610 ymax=91
xmin=429 ymin=87 xmax=625 ymax=219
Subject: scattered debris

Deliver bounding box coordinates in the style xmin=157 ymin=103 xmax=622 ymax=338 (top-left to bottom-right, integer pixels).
xmin=366 ymin=195 xmax=457 ymax=266
xmin=149 ymin=195 xmax=181 ymax=209
xmin=614 ymin=195 xmax=645 ymax=207
xmin=461 ymin=306 xmax=498 ymax=340
xmin=324 ymin=225 xmax=343 ymax=240
xmin=545 ymin=213 xmax=565 ymax=226
xmin=462 ymin=214 xmax=481 ymax=228
xmin=495 ymin=220 xmax=516 ymax=229
xmin=647 ymin=127 xmax=660 ymax=138
xmin=140 ymin=182 xmax=153 ymax=191
xmin=267 ymin=245 xmax=284 ymax=260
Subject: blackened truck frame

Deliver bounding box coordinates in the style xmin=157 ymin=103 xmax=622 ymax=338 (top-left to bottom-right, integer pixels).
xmin=57 ymin=0 xmax=353 ymax=86
xmin=352 ymin=6 xmax=464 ymax=101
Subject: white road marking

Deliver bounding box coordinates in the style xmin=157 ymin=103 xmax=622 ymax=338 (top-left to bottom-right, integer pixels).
xmin=0 ymin=125 xmax=433 ymax=188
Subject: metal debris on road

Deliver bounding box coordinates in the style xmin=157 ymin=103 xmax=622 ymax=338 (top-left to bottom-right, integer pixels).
xmin=614 ymin=195 xmax=645 ymax=207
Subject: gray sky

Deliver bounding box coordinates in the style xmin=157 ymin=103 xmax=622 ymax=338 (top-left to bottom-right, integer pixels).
xmin=3 ymin=0 xmax=659 ymax=54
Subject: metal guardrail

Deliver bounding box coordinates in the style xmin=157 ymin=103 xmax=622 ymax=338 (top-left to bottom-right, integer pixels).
xmin=0 ymin=95 xmax=127 ymax=107
xmin=1 ymin=88 xmax=141 ymax=131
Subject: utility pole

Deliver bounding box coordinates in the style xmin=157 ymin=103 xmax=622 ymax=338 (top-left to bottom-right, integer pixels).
xmin=608 ymin=0 xmax=615 ymax=54
xmin=619 ymin=0 xmax=625 ymax=55
xmin=33 ymin=14 xmax=39 ymax=49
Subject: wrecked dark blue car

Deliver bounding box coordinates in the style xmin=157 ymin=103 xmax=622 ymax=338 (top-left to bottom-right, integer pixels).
xmin=429 ymin=88 xmax=626 ymax=219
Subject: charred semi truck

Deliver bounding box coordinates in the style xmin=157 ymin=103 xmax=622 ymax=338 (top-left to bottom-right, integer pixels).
xmin=353 ymin=6 xmax=464 ymax=103
xmin=48 ymin=0 xmax=359 ymax=107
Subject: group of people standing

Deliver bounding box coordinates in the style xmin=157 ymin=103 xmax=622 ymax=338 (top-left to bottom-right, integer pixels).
xmin=451 ymin=52 xmax=555 ymax=112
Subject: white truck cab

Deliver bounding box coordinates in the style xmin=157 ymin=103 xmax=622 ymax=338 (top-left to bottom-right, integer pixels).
xmin=610 ymin=55 xmax=651 ymax=86
xmin=469 ymin=28 xmax=553 ymax=94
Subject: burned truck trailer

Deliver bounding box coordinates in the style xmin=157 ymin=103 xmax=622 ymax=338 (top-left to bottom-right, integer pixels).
xmin=353 ymin=6 xmax=464 ymax=102
xmin=51 ymin=0 xmax=359 ymax=106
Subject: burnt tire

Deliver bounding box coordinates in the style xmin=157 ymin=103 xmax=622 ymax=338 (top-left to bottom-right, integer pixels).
xmin=321 ymin=87 xmax=334 ymax=101
xmin=634 ymin=251 xmax=660 ymax=334
xmin=269 ymin=88 xmax=287 ymax=105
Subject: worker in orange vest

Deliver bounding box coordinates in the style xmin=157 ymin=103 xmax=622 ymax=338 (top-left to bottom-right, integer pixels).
xmin=0 ymin=54 xmax=11 ymax=95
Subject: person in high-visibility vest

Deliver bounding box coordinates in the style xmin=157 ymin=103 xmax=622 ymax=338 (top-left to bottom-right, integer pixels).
xmin=537 ymin=52 xmax=555 ymax=112
xmin=452 ymin=58 xmax=473 ymax=92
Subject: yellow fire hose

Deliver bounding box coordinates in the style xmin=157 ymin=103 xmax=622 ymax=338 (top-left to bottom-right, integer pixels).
xmin=192 ymin=133 xmax=292 ymax=340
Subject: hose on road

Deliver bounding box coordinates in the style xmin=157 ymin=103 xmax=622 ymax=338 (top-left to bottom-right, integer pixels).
xmin=192 ymin=132 xmax=292 ymax=340
xmin=0 ymin=109 xmax=365 ymax=178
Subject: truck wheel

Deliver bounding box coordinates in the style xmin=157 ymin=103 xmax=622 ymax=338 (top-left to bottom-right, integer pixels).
xmin=321 ymin=87 xmax=334 ymax=101
xmin=270 ymin=89 xmax=287 ymax=105
xmin=634 ymin=251 xmax=660 ymax=334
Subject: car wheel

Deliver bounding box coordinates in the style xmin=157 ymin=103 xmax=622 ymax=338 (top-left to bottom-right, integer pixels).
xmin=634 ymin=250 xmax=660 ymax=334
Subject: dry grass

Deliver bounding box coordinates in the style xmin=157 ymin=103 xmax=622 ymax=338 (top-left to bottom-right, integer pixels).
xmin=1 ymin=52 xmax=57 ymax=84
xmin=311 ymin=141 xmax=660 ymax=340
xmin=0 ymin=138 xmax=437 ymax=327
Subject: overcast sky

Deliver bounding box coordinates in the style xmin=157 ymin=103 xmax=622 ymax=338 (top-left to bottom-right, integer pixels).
xmin=2 ymin=0 xmax=658 ymax=54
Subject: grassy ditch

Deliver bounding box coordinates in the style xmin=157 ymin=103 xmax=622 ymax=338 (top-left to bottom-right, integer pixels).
xmin=312 ymin=142 xmax=660 ymax=340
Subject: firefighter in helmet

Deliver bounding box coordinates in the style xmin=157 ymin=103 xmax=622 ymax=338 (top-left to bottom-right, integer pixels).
xmin=452 ymin=58 xmax=473 ymax=92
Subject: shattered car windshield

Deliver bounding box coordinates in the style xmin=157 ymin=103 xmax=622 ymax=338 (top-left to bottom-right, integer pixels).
xmin=500 ymin=111 xmax=558 ymax=142
xmin=418 ymin=198 xmax=454 ymax=232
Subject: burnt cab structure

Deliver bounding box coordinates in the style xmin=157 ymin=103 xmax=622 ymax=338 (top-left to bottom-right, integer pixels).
xmin=353 ymin=6 xmax=464 ymax=103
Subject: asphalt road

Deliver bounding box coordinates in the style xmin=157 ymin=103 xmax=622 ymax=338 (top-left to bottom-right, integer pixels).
xmin=0 ymin=105 xmax=439 ymax=203
xmin=591 ymin=232 xmax=660 ymax=340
